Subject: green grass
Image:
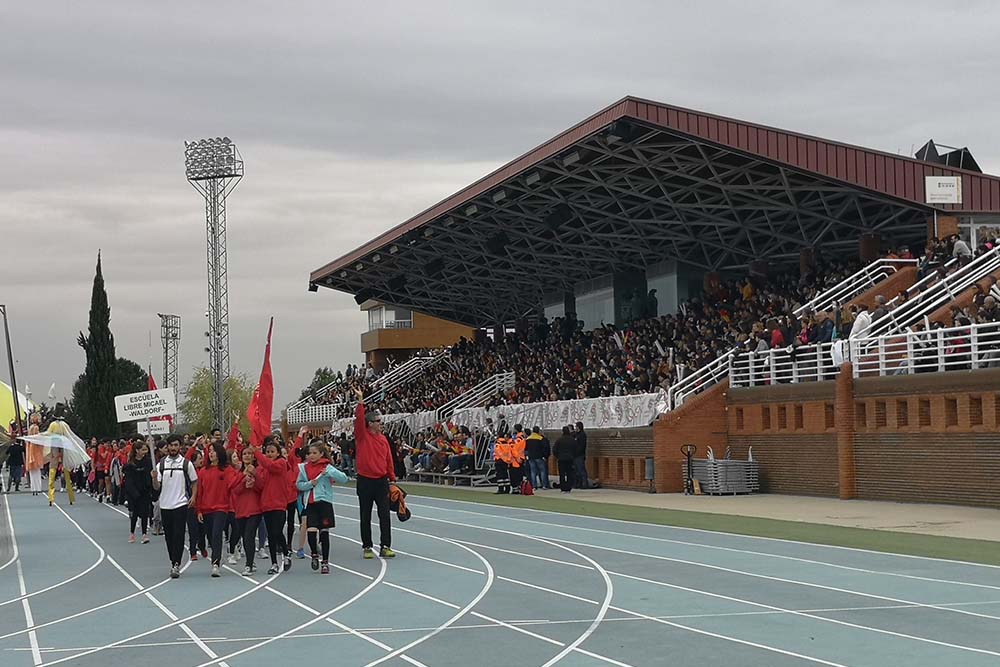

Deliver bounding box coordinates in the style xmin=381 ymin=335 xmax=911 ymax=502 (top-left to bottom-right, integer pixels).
xmin=396 ymin=484 xmax=1000 ymax=566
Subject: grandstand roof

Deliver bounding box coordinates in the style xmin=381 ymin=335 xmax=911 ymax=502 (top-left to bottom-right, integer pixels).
xmin=310 ymin=96 xmax=1000 ymax=326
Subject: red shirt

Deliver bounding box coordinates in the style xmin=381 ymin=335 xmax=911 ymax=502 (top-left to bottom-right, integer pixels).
xmin=229 ymin=469 xmax=262 ymax=519
xmin=197 ymin=466 xmax=239 ymax=514
xmin=354 ymin=404 xmax=395 ymax=481
xmin=285 ymin=443 xmax=302 ymax=505
xmin=253 ymin=450 xmax=293 ymax=513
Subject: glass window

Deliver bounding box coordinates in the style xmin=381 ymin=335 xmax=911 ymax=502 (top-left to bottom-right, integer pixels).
xmin=368 ymin=307 xmax=384 ymax=331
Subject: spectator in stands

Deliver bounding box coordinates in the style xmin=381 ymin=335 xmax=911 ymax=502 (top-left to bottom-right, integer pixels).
xmin=849 ymin=304 xmax=872 ymax=340
xmin=952 ymin=233 xmax=973 ymax=264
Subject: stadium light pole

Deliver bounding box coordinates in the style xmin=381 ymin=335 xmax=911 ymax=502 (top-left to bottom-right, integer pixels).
xmin=0 ymin=304 xmax=24 ymax=437
xmin=184 ymin=137 xmax=243 ymax=430
xmin=158 ymin=313 xmax=181 ymax=390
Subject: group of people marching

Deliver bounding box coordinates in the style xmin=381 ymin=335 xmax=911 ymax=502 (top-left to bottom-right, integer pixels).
xmin=4 ymin=389 xmax=400 ymax=580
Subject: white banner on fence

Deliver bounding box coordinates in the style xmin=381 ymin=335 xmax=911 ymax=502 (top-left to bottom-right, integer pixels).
xmin=114 ymin=388 xmax=177 ymax=423
xmin=452 ymin=392 xmax=664 ymax=431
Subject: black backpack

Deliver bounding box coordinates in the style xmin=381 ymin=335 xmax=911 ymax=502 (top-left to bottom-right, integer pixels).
xmin=157 ymin=457 xmax=195 ymax=500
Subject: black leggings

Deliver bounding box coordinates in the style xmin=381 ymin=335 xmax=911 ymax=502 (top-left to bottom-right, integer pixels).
xmin=226 ymin=512 xmax=239 ymax=554
xmin=161 ymin=506 xmax=188 ymax=567
xmin=188 ymin=511 xmax=206 ymax=555
xmin=129 ymin=511 xmax=149 ymax=535
xmin=356 ymin=475 xmax=391 ymax=550
xmin=285 ymin=502 xmax=297 ymax=550
xmin=203 ymin=511 xmax=228 ymax=566
xmin=263 ymin=510 xmax=288 ymax=564
xmin=237 ymin=515 xmax=262 ymax=567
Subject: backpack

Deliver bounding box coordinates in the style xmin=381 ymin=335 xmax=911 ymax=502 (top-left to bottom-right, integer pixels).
xmin=158 ymin=457 xmax=195 ymax=500
xmin=520 ymin=479 xmax=534 ymax=496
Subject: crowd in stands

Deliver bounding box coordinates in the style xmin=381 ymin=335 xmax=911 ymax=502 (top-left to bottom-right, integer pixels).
xmin=294 ymin=232 xmax=1000 ymax=419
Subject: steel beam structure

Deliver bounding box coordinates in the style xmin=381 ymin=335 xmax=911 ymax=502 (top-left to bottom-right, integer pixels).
xmin=158 ymin=313 xmax=181 ymax=391
xmin=185 ymin=138 xmax=243 ymax=430
xmin=315 ymin=120 xmax=930 ymax=328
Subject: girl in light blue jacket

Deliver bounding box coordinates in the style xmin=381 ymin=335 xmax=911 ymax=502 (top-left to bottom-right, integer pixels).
xmin=296 ymin=441 xmax=349 ymax=574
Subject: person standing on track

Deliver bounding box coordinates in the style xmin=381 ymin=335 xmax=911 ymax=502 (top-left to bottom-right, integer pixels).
xmin=253 ymin=436 xmax=294 ymax=574
xmin=296 ymin=440 xmax=349 ymax=575
xmin=123 ymin=441 xmax=153 ymax=543
xmin=197 ymin=442 xmax=240 ymax=578
xmin=553 ymin=426 xmax=576 ymax=493
xmin=229 ymin=446 xmax=263 ymax=576
xmin=152 ymin=434 xmax=199 ymax=579
xmin=352 ymin=386 xmax=396 ymax=560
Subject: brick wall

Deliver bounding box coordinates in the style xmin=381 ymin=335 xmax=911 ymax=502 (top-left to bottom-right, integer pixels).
xmin=544 ymin=427 xmax=653 ymax=491
xmin=652 ymin=382 xmax=729 ymax=493
xmin=842 ymin=266 xmax=917 ymax=312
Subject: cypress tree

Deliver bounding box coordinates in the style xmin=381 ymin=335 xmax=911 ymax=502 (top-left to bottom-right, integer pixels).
xmin=76 ymin=252 xmax=118 ymax=437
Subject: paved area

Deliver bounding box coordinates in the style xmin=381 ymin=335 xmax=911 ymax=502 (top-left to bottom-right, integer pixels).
xmin=426 ymin=484 xmax=1000 ymax=542
xmin=4 ymin=489 xmax=1000 ymax=667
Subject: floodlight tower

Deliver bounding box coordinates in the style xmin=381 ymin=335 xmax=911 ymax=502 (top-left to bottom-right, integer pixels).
xmin=158 ymin=313 xmax=181 ymax=390
xmin=184 ymin=137 xmax=243 ymax=430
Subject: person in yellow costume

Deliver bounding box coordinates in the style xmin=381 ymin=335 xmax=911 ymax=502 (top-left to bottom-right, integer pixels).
xmin=21 ymin=419 xmax=89 ymax=507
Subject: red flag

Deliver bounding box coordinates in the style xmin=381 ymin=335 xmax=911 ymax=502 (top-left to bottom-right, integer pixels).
xmin=147 ymin=371 xmax=173 ymax=431
xmin=246 ymin=318 xmax=274 ymax=447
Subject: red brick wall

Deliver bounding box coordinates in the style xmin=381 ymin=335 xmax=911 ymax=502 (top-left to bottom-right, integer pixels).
xmin=652 ymin=382 xmax=729 ymax=493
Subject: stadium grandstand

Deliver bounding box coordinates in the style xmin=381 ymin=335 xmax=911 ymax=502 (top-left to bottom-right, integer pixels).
xmin=294 ymin=95 xmax=1000 ymax=508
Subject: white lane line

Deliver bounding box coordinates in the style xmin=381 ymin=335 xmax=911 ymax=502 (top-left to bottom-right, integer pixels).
xmin=189 ymin=559 xmax=389 ymax=667
xmin=0 ymin=495 xmax=17 ymax=572
xmin=409 ymin=493 xmax=1000 ymax=571
xmin=410 ymin=499 xmax=1000 ymax=623
xmin=53 ymin=503 xmax=231 ymax=667
xmin=386 ymin=504 xmax=1000 ymax=663
xmin=222 ymin=564 xmax=430 ymax=667
xmin=332 ymin=512 xmax=636 ymax=667
xmin=410 ymin=496 xmax=1000 ymax=587
xmin=16 ymin=561 xmax=42 ymax=665
xmin=6 ymin=491 xmax=41 ymax=665
xmin=0 ymin=500 xmax=106 ymax=608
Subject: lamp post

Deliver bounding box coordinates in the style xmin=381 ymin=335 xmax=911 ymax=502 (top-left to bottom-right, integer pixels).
xmin=0 ymin=305 xmax=24 ymax=437
xmin=184 ymin=137 xmax=243 ymax=430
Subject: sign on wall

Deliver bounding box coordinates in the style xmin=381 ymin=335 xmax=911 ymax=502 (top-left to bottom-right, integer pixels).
xmin=925 ymin=176 xmax=963 ymax=204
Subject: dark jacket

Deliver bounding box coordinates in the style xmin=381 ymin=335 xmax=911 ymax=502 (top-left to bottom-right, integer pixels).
xmin=540 ymin=435 xmax=551 ymax=459
xmin=123 ymin=459 xmax=154 ymax=518
xmin=525 ymin=434 xmax=545 ymax=460
xmin=553 ymin=435 xmax=576 ymax=462
xmin=7 ymin=442 xmax=25 ymax=467
xmin=573 ymin=431 xmax=588 ymax=458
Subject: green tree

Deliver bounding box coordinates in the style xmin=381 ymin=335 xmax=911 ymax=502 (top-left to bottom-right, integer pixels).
xmin=74 ymin=252 xmax=118 ymax=437
xmin=68 ymin=357 xmax=149 ymax=436
xmin=179 ymin=367 xmax=255 ymax=435
xmin=299 ymin=366 xmax=339 ymax=400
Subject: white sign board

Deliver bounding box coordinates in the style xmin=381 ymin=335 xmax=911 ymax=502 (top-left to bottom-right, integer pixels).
xmin=925 ymin=176 xmax=962 ymax=204
xmin=114 ymin=388 xmax=177 ymax=423
xmin=137 ymin=420 xmax=171 ymax=436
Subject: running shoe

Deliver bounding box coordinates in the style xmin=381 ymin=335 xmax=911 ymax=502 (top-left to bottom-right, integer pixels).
xmin=227 ymin=553 xmax=238 ymax=565
xmin=267 ymin=564 xmax=280 ymax=575
xmin=379 ymin=547 xmax=396 ymax=559
xmin=296 ymin=548 xmax=306 ymax=559
xmin=190 ymin=552 xmax=199 ymax=561
xmin=311 ymin=553 xmax=319 ymax=571
xmin=141 ymin=534 xmax=150 ymax=544
xmin=211 ymin=564 xmax=220 ymax=578
xmin=283 ymin=555 xmax=292 ymax=572
xmin=201 ymin=548 xmax=208 ymax=559
xmin=242 ymin=565 xmax=253 ymax=576
xmin=128 ymin=534 xmax=136 ymax=544
xmin=320 ymin=562 xmax=330 ymax=575
xmin=170 ymin=565 xmax=180 ymax=579
xmin=363 ymin=548 xmax=375 ymax=560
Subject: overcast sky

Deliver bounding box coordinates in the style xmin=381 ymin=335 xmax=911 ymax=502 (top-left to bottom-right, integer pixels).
xmin=3 ymin=1 xmax=999 ymax=413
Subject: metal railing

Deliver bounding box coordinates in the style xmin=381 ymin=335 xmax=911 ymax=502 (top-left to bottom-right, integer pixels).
xmin=865 ymin=247 xmax=1000 ymax=339
xmin=436 ymin=372 xmax=515 ymax=422
xmin=368 ymin=350 xmax=447 ymax=395
xmin=850 ymin=320 xmax=1000 ymax=377
xmin=286 ymin=402 xmax=341 ymax=425
xmin=666 ymin=350 xmax=736 ymax=410
xmin=729 ymin=342 xmax=841 ymax=388
xmin=794 ymin=259 xmax=916 ymax=316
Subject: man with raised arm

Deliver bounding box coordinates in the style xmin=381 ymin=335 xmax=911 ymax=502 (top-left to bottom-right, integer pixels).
xmin=353 ymin=386 xmax=396 ymax=559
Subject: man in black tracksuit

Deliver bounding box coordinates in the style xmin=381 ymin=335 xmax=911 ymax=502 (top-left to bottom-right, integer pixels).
xmin=553 ymin=426 xmax=576 ymax=493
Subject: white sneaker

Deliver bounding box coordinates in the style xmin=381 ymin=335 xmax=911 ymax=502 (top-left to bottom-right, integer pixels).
xmin=227 ymin=553 xmax=238 ymax=565
xmin=211 ymin=564 xmax=220 ymax=578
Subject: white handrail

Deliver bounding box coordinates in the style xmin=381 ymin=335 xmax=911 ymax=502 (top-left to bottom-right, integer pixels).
xmin=436 ymin=372 xmax=515 ymax=421
xmin=850 ymin=320 xmax=1000 ymax=377
xmin=795 ymin=258 xmax=916 ymax=316
xmin=729 ymin=342 xmax=841 ymax=388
